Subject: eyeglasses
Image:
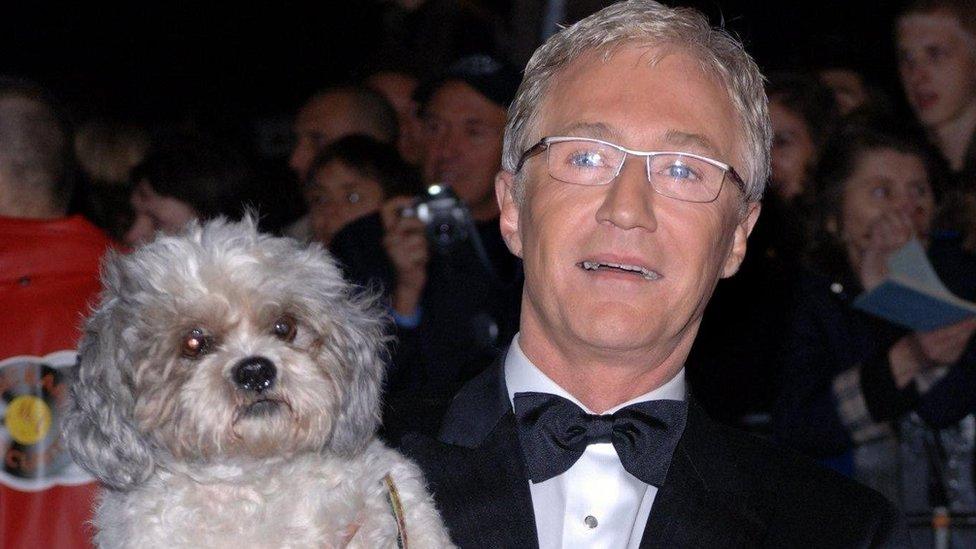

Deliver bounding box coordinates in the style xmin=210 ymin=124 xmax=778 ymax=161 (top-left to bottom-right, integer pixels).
xmin=515 ymin=136 xmax=745 ymax=203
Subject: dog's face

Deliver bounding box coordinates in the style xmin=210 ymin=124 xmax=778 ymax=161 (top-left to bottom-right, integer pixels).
xmin=65 ymin=218 xmax=387 ymax=488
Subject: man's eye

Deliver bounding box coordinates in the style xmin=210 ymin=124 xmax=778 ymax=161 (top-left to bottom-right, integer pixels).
xmin=309 ymin=132 xmax=329 ymax=148
xmin=926 ymin=45 xmax=948 ymax=61
xmin=567 ymin=150 xmax=605 ymax=168
xmin=871 ymin=186 xmax=889 ymax=199
xmin=663 ymin=162 xmax=698 ymax=181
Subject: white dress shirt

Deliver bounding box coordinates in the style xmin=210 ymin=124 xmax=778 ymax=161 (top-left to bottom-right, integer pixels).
xmin=504 ymin=334 xmax=687 ymax=549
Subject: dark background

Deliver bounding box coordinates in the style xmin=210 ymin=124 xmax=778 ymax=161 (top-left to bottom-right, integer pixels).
xmin=0 ymin=1 xmax=909 ymax=164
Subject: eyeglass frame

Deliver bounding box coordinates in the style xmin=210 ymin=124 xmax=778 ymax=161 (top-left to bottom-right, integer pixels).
xmin=514 ymin=136 xmax=746 ymax=203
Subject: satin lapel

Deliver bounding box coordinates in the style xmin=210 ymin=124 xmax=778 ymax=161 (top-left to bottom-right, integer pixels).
xmin=413 ymin=357 xmax=539 ymax=548
xmin=639 ymin=405 xmax=767 ymax=548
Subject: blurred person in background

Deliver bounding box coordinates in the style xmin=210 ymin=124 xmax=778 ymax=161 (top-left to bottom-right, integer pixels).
xmin=286 ymin=85 xmax=399 ymax=240
xmin=123 ymin=134 xmax=257 ymax=247
xmin=896 ymin=0 xmax=976 ymax=251
xmin=331 ymin=55 xmax=523 ymax=441
xmin=819 ymin=66 xmax=871 ymax=116
xmin=767 ymin=72 xmax=839 ymax=204
xmin=366 ymin=69 xmax=425 ymax=166
xmin=775 ymin=122 xmax=976 ymax=546
xmin=305 ymin=134 xmax=420 ymax=247
xmin=685 ymin=73 xmax=838 ymax=428
xmin=0 ymin=76 xmax=109 ymax=549
xmin=71 ymin=118 xmax=149 ymax=242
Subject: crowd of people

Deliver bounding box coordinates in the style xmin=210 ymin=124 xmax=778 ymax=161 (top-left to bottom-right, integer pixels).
xmin=4 ymin=0 xmax=976 ymax=547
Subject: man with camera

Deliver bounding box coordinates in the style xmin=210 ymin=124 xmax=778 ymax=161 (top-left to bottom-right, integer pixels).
xmin=331 ymin=55 xmax=524 ymax=439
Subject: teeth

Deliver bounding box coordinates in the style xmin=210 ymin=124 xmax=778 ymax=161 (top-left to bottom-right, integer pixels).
xmin=580 ymin=261 xmax=660 ymax=280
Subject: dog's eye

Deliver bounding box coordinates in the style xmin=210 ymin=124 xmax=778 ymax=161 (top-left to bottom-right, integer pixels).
xmin=272 ymin=316 xmax=297 ymax=342
xmin=181 ymin=328 xmax=212 ymax=358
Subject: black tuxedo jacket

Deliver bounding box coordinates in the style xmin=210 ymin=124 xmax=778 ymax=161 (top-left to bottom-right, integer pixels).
xmin=401 ymin=361 xmax=911 ymax=548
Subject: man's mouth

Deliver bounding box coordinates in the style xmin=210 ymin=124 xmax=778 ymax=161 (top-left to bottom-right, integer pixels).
xmin=914 ymin=92 xmax=938 ymax=111
xmin=578 ymin=260 xmax=661 ymax=280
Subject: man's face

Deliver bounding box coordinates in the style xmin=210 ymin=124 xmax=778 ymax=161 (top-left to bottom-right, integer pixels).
xmin=289 ymin=93 xmax=383 ymax=181
xmin=367 ymin=72 xmax=424 ymax=165
xmin=897 ymin=12 xmax=976 ymax=128
xmin=124 ymin=180 xmax=198 ymax=247
xmin=306 ymin=159 xmax=386 ymax=245
xmin=498 ymin=45 xmax=758 ymax=361
xmin=421 ymin=81 xmax=506 ymax=220
xmin=769 ymin=99 xmax=816 ymax=201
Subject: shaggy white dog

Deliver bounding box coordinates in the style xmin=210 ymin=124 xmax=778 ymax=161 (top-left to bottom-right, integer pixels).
xmin=64 ymin=217 xmax=454 ymax=548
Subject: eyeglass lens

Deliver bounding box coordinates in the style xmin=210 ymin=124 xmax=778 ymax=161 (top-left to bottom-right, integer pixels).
xmin=545 ymin=139 xmax=726 ymax=202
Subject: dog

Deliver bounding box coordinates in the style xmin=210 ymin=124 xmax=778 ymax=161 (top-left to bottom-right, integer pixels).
xmin=64 ymin=217 xmax=455 ymax=548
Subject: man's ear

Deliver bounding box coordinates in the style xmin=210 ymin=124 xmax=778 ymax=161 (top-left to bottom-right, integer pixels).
xmin=720 ymin=201 xmax=761 ymax=278
xmin=495 ymin=170 xmax=523 ymax=258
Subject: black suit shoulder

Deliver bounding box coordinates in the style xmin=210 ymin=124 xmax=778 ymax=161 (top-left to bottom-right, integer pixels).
xmin=684 ymin=414 xmax=908 ymax=548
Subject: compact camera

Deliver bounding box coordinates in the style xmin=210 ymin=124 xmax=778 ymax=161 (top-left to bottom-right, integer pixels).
xmin=400 ymin=184 xmax=473 ymax=252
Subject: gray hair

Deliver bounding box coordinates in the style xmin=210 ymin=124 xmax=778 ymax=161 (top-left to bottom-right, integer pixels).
xmin=503 ymin=0 xmax=770 ymax=203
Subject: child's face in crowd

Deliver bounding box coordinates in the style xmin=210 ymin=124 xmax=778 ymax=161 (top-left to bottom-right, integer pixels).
xmin=307 ymin=160 xmax=386 ymax=246
xmin=124 ymin=180 xmax=198 ymax=247
xmin=769 ymin=99 xmax=816 ymax=201
xmin=897 ymin=11 xmax=976 ymax=128
xmin=839 ymin=147 xmax=934 ymax=254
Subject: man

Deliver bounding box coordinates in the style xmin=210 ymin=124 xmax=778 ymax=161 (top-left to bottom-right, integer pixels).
xmin=896 ymin=0 xmax=976 ymax=251
xmin=286 ymin=85 xmax=399 ymax=240
xmin=289 ymin=85 xmax=399 ymax=182
xmin=379 ymin=54 xmax=521 ymax=335
xmin=0 ymin=78 xmax=110 ymax=549
xmin=402 ymin=2 xmax=908 ymax=547
xmin=365 ymin=69 xmax=425 ymax=166
xmin=333 ymin=56 xmax=524 ymax=437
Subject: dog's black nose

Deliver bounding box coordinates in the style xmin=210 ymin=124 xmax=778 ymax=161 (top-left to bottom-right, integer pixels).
xmin=233 ymin=356 xmax=277 ymax=393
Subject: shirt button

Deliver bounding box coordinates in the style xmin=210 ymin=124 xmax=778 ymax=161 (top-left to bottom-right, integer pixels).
xmin=584 ymin=515 xmax=598 ymax=529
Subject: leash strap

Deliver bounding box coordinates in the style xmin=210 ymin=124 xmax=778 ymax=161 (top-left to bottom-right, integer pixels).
xmin=384 ymin=473 xmax=408 ymax=549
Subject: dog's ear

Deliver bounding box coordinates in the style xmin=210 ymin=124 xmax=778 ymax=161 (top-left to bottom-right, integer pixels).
xmin=327 ymin=290 xmax=389 ymax=457
xmin=63 ymin=252 xmax=156 ymax=490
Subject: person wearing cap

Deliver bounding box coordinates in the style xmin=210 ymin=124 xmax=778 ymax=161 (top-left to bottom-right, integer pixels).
xmin=398 ymin=2 xmax=908 ymax=547
xmin=329 ymin=55 xmax=524 ymax=441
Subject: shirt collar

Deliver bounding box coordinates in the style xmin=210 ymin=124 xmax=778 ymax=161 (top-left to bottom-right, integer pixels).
xmin=504 ymin=333 xmax=686 ymax=414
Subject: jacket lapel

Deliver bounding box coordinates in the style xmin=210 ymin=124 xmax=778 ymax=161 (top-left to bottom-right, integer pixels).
xmin=640 ymin=403 xmax=767 ymax=548
xmin=403 ymin=359 xmax=540 ymax=548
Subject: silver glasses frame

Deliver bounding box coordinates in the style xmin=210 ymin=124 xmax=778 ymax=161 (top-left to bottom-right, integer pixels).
xmin=515 ymin=136 xmax=746 ymax=203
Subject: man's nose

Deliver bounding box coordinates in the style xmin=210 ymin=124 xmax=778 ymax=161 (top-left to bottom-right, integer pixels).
xmin=895 ymin=192 xmax=925 ymax=219
xmin=595 ymin=156 xmax=658 ymax=232
xmin=289 ymin=143 xmax=311 ymax=181
xmin=904 ymin=60 xmax=929 ymax=87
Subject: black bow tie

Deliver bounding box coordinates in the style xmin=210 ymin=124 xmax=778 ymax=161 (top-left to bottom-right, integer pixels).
xmin=512 ymin=391 xmax=688 ymax=487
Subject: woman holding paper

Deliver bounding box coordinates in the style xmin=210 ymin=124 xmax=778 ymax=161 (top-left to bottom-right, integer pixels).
xmin=775 ymin=122 xmax=976 ymax=544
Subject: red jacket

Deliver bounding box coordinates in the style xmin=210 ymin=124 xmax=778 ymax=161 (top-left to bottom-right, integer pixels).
xmin=1 ymin=215 xmax=112 ymax=549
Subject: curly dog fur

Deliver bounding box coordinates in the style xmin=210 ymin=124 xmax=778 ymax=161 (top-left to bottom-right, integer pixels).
xmin=64 ymin=217 xmax=454 ymax=548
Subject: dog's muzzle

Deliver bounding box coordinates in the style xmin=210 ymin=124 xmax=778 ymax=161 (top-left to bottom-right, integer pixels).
xmin=233 ymin=356 xmax=277 ymax=393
